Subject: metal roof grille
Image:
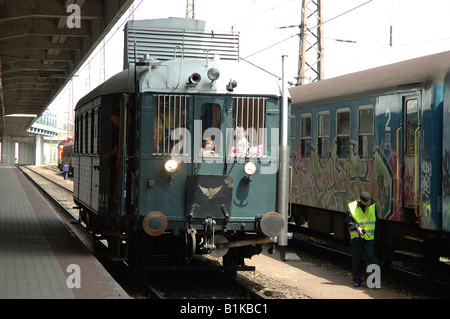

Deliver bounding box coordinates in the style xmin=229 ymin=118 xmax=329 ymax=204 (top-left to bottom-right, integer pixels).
xmin=124 ymin=19 xmax=239 ymax=69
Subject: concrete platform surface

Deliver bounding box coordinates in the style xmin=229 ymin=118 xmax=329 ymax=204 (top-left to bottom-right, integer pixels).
xmin=0 ymin=165 xmax=129 ymax=299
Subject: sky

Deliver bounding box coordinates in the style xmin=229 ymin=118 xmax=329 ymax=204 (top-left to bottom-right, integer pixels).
xmin=47 ymin=0 xmax=450 ymax=124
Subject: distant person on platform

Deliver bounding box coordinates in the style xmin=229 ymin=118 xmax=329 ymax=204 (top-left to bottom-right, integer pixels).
xmin=63 ymin=162 xmax=70 ymax=180
xmin=345 ymin=191 xmax=377 ymax=287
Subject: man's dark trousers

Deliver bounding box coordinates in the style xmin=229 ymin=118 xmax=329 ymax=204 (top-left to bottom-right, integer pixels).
xmin=351 ymin=238 xmax=375 ymax=285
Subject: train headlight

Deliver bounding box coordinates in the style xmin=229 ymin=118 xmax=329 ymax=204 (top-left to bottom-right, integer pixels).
xmin=207 ymin=68 xmax=220 ymax=81
xmin=164 ymin=159 xmax=179 ymax=174
xmin=244 ymin=161 xmax=257 ymax=176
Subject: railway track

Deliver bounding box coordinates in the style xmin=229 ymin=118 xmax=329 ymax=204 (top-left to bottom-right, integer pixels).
xmin=17 ymin=164 xmax=270 ymax=300
xmin=289 ymin=224 xmax=450 ymax=297
xmin=18 ymin=164 xmax=450 ymax=298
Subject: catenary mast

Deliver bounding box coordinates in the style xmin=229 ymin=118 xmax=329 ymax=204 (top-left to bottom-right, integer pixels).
xmin=297 ymin=0 xmax=324 ymax=85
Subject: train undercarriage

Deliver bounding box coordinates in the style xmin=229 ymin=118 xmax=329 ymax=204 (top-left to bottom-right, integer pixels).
xmin=76 ymin=205 xmax=267 ymax=273
xmin=290 ymin=203 xmax=450 ymax=277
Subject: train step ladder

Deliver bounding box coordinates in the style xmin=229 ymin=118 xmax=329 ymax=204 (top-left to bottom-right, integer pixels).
xmin=394 ymin=235 xmax=430 ymax=259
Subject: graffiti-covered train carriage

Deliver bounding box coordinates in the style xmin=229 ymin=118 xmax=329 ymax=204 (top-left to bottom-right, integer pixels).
xmin=289 ymin=51 xmax=450 ymax=271
xmin=72 ymin=18 xmax=289 ymax=270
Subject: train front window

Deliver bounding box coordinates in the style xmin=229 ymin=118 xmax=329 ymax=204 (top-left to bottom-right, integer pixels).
xmin=153 ymin=95 xmax=188 ymax=155
xmin=231 ymin=97 xmax=266 ymax=158
xmin=200 ymin=103 xmax=221 ymax=156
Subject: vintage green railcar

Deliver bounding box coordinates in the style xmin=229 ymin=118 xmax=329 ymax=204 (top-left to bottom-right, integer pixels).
xmin=73 ymin=18 xmax=289 ymax=270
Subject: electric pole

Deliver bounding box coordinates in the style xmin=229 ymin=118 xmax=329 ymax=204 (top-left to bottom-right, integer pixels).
xmin=297 ymin=0 xmax=324 ymax=86
xmin=186 ymin=0 xmax=195 ymax=19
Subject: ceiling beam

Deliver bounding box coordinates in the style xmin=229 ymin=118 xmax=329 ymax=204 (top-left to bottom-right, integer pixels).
xmin=0 ymin=37 xmax=82 ymax=55
xmin=0 ymin=0 xmax=134 ymax=137
xmin=0 ymin=0 xmax=102 ymax=23
xmin=0 ymin=19 xmax=91 ymax=41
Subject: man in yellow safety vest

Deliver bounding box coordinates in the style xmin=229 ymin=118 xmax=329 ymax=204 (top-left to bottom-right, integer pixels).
xmin=345 ymin=191 xmax=377 ymax=287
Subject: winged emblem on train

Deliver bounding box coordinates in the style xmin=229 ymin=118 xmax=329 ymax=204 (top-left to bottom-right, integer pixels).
xmin=199 ymin=185 xmax=223 ymax=199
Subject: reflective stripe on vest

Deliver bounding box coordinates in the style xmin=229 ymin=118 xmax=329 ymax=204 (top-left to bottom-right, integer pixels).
xmin=348 ymin=200 xmax=376 ymax=240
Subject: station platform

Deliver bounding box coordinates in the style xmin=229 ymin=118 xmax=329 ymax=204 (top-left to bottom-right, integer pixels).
xmin=0 ymin=165 xmax=129 ymax=299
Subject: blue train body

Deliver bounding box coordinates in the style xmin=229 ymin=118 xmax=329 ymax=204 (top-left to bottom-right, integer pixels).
xmin=289 ymin=51 xmax=450 ymax=265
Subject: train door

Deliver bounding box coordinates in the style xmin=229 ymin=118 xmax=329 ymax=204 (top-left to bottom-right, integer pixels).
xmin=118 ymin=94 xmax=129 ymax=216
xmin=187 ymin=96 xmax=232 ymax=233
xmin=401 ymin=95 xmax=420 ymax=221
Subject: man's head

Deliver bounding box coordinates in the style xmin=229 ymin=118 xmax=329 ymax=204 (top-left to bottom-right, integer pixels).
xmin=359 ymin=191 xmax=372 ymax=206
xmin=110 ymin=111 xmax=120 ymax=127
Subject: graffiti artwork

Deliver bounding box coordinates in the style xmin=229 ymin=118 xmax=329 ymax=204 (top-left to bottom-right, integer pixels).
xmin=291 ymin=140 xmax=393 ymax=220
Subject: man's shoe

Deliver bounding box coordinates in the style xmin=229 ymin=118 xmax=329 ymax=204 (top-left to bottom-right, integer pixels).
xmin=353 ymin=281 xmax=361 ymax=287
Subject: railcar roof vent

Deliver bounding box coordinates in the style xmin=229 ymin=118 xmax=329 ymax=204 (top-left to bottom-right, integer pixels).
xmin=124 ymin=18 xmax=239 ymax=70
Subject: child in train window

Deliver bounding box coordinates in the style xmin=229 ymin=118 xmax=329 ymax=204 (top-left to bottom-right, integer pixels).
xmin=201 ymin=138 xmax=216 ymax=155
xmin=234 ymin=126 xmax=248 ymax=156
xmin=200 ymin=103 xmax=221 ymax=156
xmin=231 ymin=97 xmax=266 ymax=157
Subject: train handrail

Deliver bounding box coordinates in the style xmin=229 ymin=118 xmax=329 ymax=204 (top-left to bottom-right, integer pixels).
xmin=174 ymin=45 xmax=185 ymax=89
xmin=414 ymin=120 xmax=421 ymax=218
xmin=289 ymin=165 xmax=293 ymax=218
xmin=396 ymin=121 xmax=402 ymax=214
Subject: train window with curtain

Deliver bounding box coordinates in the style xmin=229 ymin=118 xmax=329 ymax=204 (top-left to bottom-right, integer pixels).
xmin=153 ymin=95 xmax=189 ymax=155
xmin=337 ymin=110 xmax=350 ymax=158
xmin=405 ymin=98 xmax=418 ymax=157
xmin=301 ymin=114 xmax=312 ymax=157
xmin=231 ymin=97 xmax=266 ymax=157
xmin=318 ymin=112 xmax=330 ymax=158
xmin=358 ymin=106 xmax=374 ymax=158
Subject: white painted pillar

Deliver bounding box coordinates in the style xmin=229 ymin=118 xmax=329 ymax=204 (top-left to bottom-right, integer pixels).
xmin=1 ymin=134 xmax=11 ymax=164
xmin=35 ymin=135 xmax=43 ymax=166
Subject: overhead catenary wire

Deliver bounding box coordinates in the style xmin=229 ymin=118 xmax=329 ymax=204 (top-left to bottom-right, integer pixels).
xmin=76 ymin=0 xmax=144 ymax=76
xmin=242 ymin=0 xmax=374 ymax=59
xmin=231 ymin=0 xmax=298 ymax=31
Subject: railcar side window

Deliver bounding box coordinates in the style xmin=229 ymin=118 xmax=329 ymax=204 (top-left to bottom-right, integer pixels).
xmin=405 ymin=98 xmax=418 ymax=157
xmin=318 ymin=112 xmax=330 ymax=158
xmin=75 ymin=117 xmax=79 ymax=154
xmin=85 ymin=111 xmax=89 ymax=154
xmin=153 ymin=95 xmax=188 ymax=155
xmin=91 ymin=109 xmax=95 ymax=154
xmin=94 ymin=108 xmax=99 ymax=155
xmin=358 ymin=106 xmax=374 ymax=158
xmin=79 ymin=113 xmax=84 ymax=154
xmin=337 ymin=110 xmax=350 ymax=158
xmin=301 ymin=115 xmax=312 ymax=157
xmin=290 ymin=115 xmax=296 ymax=157
xmin=231 ymin=97 xmax=266 ymax=157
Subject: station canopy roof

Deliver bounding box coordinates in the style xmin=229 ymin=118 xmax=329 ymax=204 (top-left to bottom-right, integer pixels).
xmin=0 ymin=0 xmax=133 ymax=142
